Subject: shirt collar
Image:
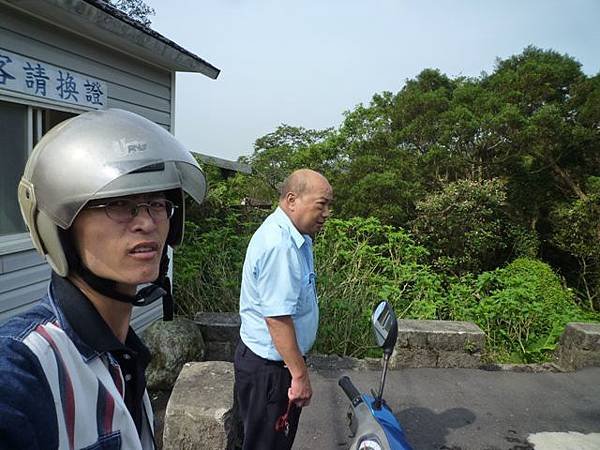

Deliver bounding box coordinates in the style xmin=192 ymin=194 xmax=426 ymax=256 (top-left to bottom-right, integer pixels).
xmin=50 ymin=272 xmax=151 ymax=366
xmin=273 ymin=206 xmax=309 ymax=249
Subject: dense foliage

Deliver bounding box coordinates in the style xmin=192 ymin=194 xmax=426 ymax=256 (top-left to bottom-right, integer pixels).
xmin=447 ymin=258 xmax=596 ymax=362
xmin=173 ymin=166 xmax=267 ymax=316
xmin=174 ymin=47 xmax=600 ymax=363
xmin=313 ymin=217 xmax=444 ymax=357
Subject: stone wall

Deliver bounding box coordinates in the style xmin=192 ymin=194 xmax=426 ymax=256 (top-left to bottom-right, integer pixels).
xmin=159 ymin=317 xmax=600 ymax=449
xmin=392 ymin=319 xmax=485 ymax=369
xmin=191 ymin=313 xmax=600 ymax=371
xmin=555 ymin=322 xmax=600 ymax=371
xmin=195 ymin=312 xmax=240 ymax=362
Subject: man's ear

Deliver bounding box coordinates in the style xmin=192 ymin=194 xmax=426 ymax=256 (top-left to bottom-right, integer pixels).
xmin=285 ymin=191 xmax=296 ymax=210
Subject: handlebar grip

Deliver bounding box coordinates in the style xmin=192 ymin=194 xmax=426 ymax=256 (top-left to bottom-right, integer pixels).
xmin=338 ymin=376 xmax=363 ymax=406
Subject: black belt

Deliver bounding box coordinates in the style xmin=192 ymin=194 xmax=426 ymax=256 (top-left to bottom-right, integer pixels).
xmin=239 ymin=342 xmax=287 ymax=367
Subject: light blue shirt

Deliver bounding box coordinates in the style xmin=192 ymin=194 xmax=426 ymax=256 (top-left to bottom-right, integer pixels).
xmin=239 ymin=207 xmax=319 ymax=361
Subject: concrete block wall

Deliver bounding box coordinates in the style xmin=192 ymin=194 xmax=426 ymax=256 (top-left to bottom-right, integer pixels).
xmin=195 ymin=312 xmax=241 ymax=362
xmin=162 ymin=361 xmax=240 ymax=450
xmin=191 ymin=313 xmax=600 ymax=371
xmin=163 ymin=316 xmax=600 ymax=449
xmin=392 ymin=319 xmax=485 ymax=368
xmin=555 ymin=322 xmax=600 ymax=371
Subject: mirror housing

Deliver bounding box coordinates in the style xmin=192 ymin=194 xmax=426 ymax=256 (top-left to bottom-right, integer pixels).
xmin=371 ymin=301 xmax=398 ymax=356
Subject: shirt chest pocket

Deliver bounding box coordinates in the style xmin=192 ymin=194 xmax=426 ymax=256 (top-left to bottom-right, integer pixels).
xmin=299 ymin=272 xmax=317 ymax=312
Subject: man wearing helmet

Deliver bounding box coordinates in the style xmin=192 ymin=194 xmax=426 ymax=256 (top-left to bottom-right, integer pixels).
xmin=0 ymin=109 xmax=206 ymax=449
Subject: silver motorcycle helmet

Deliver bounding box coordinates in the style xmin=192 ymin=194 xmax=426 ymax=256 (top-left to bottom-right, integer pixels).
xmin=18 ymin=109 xmax=205 ymax=309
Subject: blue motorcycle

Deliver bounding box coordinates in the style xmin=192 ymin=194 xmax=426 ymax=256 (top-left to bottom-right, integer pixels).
xmin=338 ymin=301 xmax=414 ymax=450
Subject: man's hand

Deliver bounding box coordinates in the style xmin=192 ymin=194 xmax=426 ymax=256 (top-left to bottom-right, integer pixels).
xmin=288 ymin=370 xmax=312 ymax=407
xmin=266 ymin=315 xmax=313 ymax=407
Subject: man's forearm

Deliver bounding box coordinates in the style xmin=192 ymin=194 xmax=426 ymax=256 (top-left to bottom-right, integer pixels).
xmin=265 ymin=316 xmax=307 ymax=378
xmin=265 ymin=315 xmax=313 ymax=406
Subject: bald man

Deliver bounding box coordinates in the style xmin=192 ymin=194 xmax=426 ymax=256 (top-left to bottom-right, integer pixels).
xmin=235 ymin=169 xmax=333 ymax=449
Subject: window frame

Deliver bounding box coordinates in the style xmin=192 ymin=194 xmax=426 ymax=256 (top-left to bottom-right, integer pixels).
xmin=0 ymin=93 xmax=88 ymax=255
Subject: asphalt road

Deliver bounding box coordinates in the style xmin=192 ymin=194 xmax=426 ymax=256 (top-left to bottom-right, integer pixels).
xmin=295 ymin=366 xmax=600 ymax=450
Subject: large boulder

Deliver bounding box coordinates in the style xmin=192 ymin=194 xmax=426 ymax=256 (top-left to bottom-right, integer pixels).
xmin=143 ymin=318 xmax=206 ymax=389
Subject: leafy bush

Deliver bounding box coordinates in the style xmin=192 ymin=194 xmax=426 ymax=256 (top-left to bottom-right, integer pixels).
xmin=173 ymin=212 xmax=264 ymax=317
xmin=314 ymin=219 xmax=597 ymax=362
xmin=448 ymin=258 xmax=599 ymax=363
xmin=314 ymin=217 xmax=446 ymax=357
xmin=174 ymin=211 xmax=599 ymax=363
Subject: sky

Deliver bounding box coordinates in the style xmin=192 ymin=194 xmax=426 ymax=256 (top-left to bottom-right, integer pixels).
xmin=144 ymin=0 xmax=600 ymax=162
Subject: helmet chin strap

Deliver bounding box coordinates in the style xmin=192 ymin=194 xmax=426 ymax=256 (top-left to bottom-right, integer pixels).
xmin=76 ymin=256 xmax=167 ymax=306
xmin=65 ymin=238 xmax=174 ymax=320
xmin=76 ymin=254 xmax=174 ymax=320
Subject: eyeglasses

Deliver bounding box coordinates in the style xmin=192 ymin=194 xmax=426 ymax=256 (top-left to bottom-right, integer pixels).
xmin=86 ymin=199 xmax=177 ymax=223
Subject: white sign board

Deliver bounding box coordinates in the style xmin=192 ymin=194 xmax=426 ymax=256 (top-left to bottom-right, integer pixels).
xmin=0 ymin=48 xmax=107 ymax=109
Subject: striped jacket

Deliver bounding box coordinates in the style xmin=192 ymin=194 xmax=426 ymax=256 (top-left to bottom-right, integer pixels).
xmin=0 ymin=283 xmax=155 ymax=449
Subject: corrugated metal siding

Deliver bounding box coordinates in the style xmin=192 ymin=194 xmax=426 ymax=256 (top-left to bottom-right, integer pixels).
xmin=0 ymin=249 xmax=49 ymax=324
xmin=0 ymin=4 xmax=171 ymax=328
xmin=131 ymin=304 xmax=164 ymax=332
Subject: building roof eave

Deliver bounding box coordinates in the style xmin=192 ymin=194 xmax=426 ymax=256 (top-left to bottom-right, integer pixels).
xmin=1 ymin=0 xmax=220 ymax=78
xmin=192 ymin=151 xmax=252 ymax=175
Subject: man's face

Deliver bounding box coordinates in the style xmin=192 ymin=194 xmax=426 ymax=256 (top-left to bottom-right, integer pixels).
xmin=71 ymin=194 xmax=170 ymax=294
xmin=289 ymin=177 xmax=333 ymax=235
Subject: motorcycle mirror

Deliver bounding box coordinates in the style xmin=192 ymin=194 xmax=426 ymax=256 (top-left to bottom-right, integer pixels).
xmin=371 ymin=301 xmax=398 ymax=356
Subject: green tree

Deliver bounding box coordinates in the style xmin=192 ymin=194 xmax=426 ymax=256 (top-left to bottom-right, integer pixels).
xmin=551 ymin=187 xmax=600 ymax=310
xmin=200 ymin=46 xmax=600 ymax=312
xmin=238 ymin=124 xmax=335 ymax=202
xmin=485 ymin=47 xmax=596 ymax=221
xmin=109 ymin=0 xmax=155 ymax=26
xmin=332 ymin=89 xmax=428 ymax=226
xmin=411 ymin=178 xmax=534 ymax=275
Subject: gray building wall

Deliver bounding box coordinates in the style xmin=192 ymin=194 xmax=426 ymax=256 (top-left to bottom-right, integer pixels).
xmin=0 ymin=4 xmax=175 ymax=330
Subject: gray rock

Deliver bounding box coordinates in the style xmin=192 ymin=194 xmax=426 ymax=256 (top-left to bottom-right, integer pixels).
xmin=307 ymin=353 xmax=378 ymax=371
xmin=143 ymin=318 xmax=206 ymax=390
xmin=162 ymin=361 xmax=240 ymax=450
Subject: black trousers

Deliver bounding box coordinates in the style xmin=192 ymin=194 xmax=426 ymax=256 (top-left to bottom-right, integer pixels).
xmin=234 ymin=342 xmax=302 ymax=450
